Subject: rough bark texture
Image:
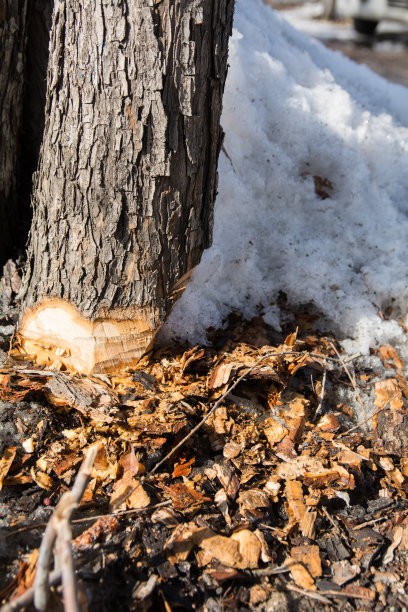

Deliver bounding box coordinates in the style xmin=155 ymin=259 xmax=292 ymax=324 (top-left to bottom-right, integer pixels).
xmin=0 ymin=0 xmax=28 ymax=266
xmin=20 ymin=0 xmax=235 ymax=372
xmin=373 ymin=408 xmax=408 ymax=457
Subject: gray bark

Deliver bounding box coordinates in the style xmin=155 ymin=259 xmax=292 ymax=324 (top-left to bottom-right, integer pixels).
xmin=0 ymin=0 xmax=28 ymax=265
xmin=21 ymin=0 xmax=235 ymax=333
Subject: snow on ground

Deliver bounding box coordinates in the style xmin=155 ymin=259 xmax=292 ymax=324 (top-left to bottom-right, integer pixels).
xmin=161 ymin=0 xmax=408 ymax=358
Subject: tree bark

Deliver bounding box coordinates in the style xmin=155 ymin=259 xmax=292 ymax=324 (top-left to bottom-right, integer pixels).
xmin=19 ymin=0 xmax=235 ymax=373
xmin=0 ymin=0 xmax=28 ymax=266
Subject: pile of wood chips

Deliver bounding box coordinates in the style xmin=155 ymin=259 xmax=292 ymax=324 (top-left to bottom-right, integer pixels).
xmin=0 ymin=314 xmax=408 ymax=611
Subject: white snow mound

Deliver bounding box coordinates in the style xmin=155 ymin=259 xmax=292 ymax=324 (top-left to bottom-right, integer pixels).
xmin=162 ymin=0 xmax=408 ymax=356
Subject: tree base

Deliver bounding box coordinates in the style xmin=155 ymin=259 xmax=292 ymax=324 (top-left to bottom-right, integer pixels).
xmin=18 ymin=300 xmax=156 ymax=374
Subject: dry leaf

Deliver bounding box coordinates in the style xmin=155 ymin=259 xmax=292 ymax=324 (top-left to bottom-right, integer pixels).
xmin=196 ymin=528 xmax=260 ymax=569
xmin=215 ymin=489 xmax=231 ymax=526
xmin=213 ymin=463 xmax=240 ymax=499
xmin=277 ymin=457 xmax=325 ymax=480
xmin=383 ymin=526 xmax=403 ymax=565
xmin=223 ymin=441 xmax=243 ymax=459
xmin=164 ymin=523 xmax=200 ymax=564
xmin=11 ymin=549 xmax=39 ymax=598
xmin=238 ymin=489 xmax=270 ymax=511
xmin=195 ymin=530 xmax=242 ymax=568
xmin=110 ymin=472 xmax=150 ymax=510
xmin=119 ymin=446 xmax=145 ymax=476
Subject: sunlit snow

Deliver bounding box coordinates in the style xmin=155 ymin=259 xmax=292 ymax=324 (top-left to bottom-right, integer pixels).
xmin=162 ymin=0 xmax=408 ymax=357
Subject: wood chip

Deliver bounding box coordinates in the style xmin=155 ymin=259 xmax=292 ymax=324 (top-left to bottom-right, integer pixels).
xmin=291 ymin=545 xmax=322 ymax=578
xmin=0 ymin=446 xmax=17 ymax=490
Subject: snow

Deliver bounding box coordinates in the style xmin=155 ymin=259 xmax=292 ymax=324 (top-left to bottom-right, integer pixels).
xmin=161 ymin=0 xmax=408 ymax=358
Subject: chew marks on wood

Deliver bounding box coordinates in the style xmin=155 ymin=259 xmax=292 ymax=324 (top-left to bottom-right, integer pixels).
xmin=19 ymin=299 xmax=156 ymax=374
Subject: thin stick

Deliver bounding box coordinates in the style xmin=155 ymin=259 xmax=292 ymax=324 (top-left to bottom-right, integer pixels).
xmin=339 ymin=389 xmax=401 ymax=437
xmin=0 ymin=501 xmax=173 ymax=612
xmin=352 ymin=516 xmax=388 ymax=531
xmin=286 ymin=585 xmax=332 ymax=604
xmin=313 ymin=358 xmax=327 ymax=422
xmin=0 ymin=500 xmax=172 ymax=541
xmin=330 ymin=341 xmax=368 ymax=428
xmin=33 ymin=443 xmax=99 ymax=611
xmin=0 ymin=567 xmax=63 ymax=612
xmin=58 ymin=521 xmax=78 ymax=612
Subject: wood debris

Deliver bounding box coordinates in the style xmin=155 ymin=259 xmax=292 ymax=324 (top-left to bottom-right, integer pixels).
xmin=1 ymin=314 xmax=408 ymax=610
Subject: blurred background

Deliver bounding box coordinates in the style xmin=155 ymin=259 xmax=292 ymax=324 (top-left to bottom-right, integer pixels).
xmin=265 ymin=0 xmax=408 ymax=87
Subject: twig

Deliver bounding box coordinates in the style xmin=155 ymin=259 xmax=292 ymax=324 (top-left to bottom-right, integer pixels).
xmin=339 ymin=389 xmax=401 ymax=437
xmin=352 ymin=516 xmax=388 ymax=531
xmin=1 ymin=567 xmax=63 ymax=612
xmin=320 ymin=506 xmax=349 ymax=542
xmin=330 ymin=341 xmax=368 ymax=429
xmin=285 ymin=584 xmax=332 ymax=604
xmin=58 ymin=521 xmax=78 ymax=612
xmin=33 ymin=443 xmax=99 ymax=612
xmin=0 ymin=501 xmax=172 ymax=541
xmin=249 ymin=565 xmax=290 ymax=577
xmin=313 ymin=358 xmax=327 ymax=422
xmin=0 ymin=500 xmax=173 ymax=612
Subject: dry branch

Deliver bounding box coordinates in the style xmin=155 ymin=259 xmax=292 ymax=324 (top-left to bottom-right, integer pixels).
xmin=33 ymin=444 xmax=99 ymax=611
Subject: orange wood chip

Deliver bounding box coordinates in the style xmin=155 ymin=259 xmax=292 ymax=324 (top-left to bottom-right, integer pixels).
xmin=291 ymin=545 xmax=322 ymax=578
xmin=0 ymin=446 xmax=17 ymax=490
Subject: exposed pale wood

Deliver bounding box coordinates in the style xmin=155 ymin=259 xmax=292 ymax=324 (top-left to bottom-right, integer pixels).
xmin=19 ymin=299 xmax=156 ymax=373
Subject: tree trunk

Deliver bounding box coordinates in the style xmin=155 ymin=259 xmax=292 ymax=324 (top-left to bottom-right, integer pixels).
xmin=19 ymin=0 xmax=235 ymax=374
xmin=0 ymin=0 xmax=28 ymax=266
